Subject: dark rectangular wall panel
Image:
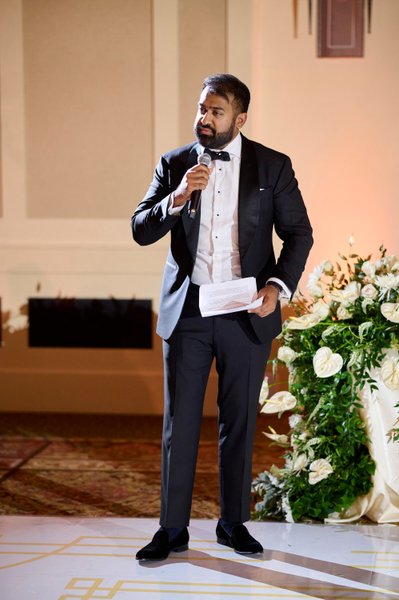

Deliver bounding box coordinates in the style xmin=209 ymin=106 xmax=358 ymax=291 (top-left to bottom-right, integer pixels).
xmin=28 ymin=298 xmax=152 ymax=349
xmin=318 ymin=0 xmax=364 ymax=57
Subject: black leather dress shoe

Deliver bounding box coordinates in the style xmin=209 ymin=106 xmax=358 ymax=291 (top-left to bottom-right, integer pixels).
xmin=136 ymin=527 xmax=189 ymax=561
xmin=216 ymin=520 xmax=263 ymax=555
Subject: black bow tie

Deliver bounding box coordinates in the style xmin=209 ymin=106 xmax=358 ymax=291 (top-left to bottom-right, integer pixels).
xmin=204 ymin=148 xmax=231 ymax=162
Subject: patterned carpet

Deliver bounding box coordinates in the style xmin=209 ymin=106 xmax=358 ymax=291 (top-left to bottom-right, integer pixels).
xmin=0 ymin=413 xmax=286 ymax=518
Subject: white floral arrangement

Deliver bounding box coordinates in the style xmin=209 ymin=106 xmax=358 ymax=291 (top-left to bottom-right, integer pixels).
xmin=252 ymin=246 xmax=399 ymax=522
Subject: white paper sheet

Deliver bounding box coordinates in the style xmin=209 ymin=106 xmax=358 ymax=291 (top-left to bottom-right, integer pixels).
xmin=199 ymin=277 xmax=262 ymax=317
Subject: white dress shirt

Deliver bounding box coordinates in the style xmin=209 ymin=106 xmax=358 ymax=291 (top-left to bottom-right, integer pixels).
xmin=169 ymin=133 xmax=290 ymax=296
xmin=191 ymin=134 xmax=242 ymax=285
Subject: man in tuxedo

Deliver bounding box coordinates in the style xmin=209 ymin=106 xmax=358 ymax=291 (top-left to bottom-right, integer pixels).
xmin=132 ymin=74 xmax=313 ymax=560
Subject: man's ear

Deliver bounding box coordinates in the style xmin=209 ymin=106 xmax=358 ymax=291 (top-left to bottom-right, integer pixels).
xmin=235 ymin=112 xmax=247 ymax=129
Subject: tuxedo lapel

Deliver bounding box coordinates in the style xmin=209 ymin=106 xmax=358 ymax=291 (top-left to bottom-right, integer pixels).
xmin=181 ymin=144 xmax=202 ymax=258
xmin=238 ymin=136 xmax=260 ymax=260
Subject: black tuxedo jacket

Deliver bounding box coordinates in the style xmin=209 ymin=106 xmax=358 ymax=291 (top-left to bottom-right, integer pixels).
xmin=132 ymin=134 xmax=313 ymax=342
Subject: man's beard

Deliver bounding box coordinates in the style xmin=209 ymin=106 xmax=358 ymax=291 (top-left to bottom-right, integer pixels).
xmin=194 ymin=121 xmax=236 ymax=149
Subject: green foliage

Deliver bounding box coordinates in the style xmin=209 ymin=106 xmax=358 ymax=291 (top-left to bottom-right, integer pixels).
xmin=253 ymin=247 xmax=399 ymax=522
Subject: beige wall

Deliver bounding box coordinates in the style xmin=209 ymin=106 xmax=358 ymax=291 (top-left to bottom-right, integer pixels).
xmin=0 ymin=0 xmax=398 ymax=414
xmin=23 ymin=0 xmax=153 ymax=219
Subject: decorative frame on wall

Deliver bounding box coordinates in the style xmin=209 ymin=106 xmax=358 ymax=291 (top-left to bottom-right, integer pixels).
xmin=292 ymin=0 xmax=373 ymax=57
xmin=318 ymin=0 xmax=364 ymax=57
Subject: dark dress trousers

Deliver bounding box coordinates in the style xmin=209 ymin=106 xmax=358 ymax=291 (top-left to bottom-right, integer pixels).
xmin=132 ymin=134 xmax=313 ymax=527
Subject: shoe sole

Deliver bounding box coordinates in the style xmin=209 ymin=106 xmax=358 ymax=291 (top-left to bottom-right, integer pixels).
xmin=216 ymin=536 xmax=262 ymax=555
xmin=136 ymin=543 xmax=189 ymax=561
xmin=172 ymin=543 xmax=189 ymax=553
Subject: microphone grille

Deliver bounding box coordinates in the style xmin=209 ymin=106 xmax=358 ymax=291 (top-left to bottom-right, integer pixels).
xmin=198 ymin=152 xmax=212 ymax=167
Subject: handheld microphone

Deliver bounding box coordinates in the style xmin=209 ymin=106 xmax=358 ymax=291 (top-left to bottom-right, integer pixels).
xmin=188 ymin=152 xmax=212 ymax=219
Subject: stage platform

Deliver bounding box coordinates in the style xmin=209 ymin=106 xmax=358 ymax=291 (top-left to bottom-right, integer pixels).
xmin=1 ymin=516 xmax=398 ymax=599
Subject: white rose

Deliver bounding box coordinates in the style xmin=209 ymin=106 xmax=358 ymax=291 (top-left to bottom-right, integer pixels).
xmin=361 ymin=284 xmax=378 ymax=299
xmin=308 ymin=458 xmax=333 ymax=485
xmin=361 ymin=261 xmax=376 ymax=278
xmin=344 ymin=280 xmax=361 ymax=300
xmin=258 ymin=377 xmax=269 ymax=404
xmin=380 ymin=351 xmax=399 ymax=390
xmin=330 ymin=281 xmax=361 ymax=306
xmin=277 ymin=346 xmax=299 ymax=364
xmin=381 ymin=303 xmax=399 ymax=323
xmin=260 ymin=391 xmax=297 ymax=414
xmin=313 ymin=347 xmax=343 ymax=378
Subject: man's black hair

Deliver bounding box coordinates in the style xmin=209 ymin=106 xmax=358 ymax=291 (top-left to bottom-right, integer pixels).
xmin=202 ymin=73 xmax=250 ymax=114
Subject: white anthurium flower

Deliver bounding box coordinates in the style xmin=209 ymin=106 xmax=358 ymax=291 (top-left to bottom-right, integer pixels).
xmin=380 ymin=350 xmax=399 ymax=390
xmin=336 ymin=305 xmax=353 ymax=320
xmin=262 ymin=429 xmax=290 ymax=447
xmin=308 ymin=458 xmax=333 ymax=485
xmin=285 ymin=313 xmax=321 ymax=330
xmin=313 ymin=347 xmax=343 ymax=378
xmin=258 ymin=377 xmax=269 ymax=404
xmin=330 ymin=281 xmax=361 ymax=306
xmin=260 ymin=391 xmax=297 ymax=414
xmin=381 ymin=303 xmax=399 ymax=323
xmin=361 ymin=284 xmax=378 ymax=299
xmin=375 ymin=273 xmax=399 ymax=291
xmin=312 ymin=299 xmax=330 ymax=320
xmin=277 ymin=346 xmax=299 ymax=365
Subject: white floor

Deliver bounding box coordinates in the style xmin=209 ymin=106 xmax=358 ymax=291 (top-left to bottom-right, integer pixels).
xmin=0 ymin=517 xmax=398 ymax=599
